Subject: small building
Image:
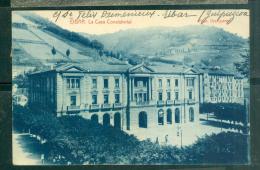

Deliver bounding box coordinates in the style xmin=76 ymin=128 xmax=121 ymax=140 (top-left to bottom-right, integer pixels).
xmin=197 ymin=67 xmax=244 ymax=104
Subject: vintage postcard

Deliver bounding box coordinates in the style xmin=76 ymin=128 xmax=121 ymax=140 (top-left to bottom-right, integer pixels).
xmin=12 ymin=9 xmax=250 ymax=165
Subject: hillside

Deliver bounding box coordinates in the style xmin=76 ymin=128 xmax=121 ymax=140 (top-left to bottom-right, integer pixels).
xmin=85 ymin=26 xmax=249 ymax=73
xmin=12 ymin=12 xmax=249 ymax=75
xmin=12 ymin=12 xmax=123 ymax=72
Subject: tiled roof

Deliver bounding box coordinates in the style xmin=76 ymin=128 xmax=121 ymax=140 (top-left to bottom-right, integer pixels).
xmin=149 ymin=64 xmax=192 ymax=74
xmin=193 ymin=66 xmax=234 ymax=76
xmin=30 ymin=62 xmax=240 ymax=77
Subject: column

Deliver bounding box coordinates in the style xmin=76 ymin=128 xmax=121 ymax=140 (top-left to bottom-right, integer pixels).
xmin=131 ymin=77 xmax=134 ymax=101
xmin=62 ymin=77 xmax=67 ymax=109
xmin=150 ymin=78 xmax=153 ymax=100
xmin=80 ymin=76 xmax=86 ymax=108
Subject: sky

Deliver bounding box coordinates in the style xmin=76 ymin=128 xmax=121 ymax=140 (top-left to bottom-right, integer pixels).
xmin=32 ymin=10 xmax=250 ymax=38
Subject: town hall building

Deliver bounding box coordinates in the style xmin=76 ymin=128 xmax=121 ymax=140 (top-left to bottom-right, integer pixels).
xmin=28 ymin=62 xmax=201 ymax=133
xmin=27 ymin=62 xmax=245 ymax=143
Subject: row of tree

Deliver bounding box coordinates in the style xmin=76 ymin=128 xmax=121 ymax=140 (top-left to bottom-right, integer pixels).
xmin=200 ymin=103 xmax=248 ymax=125
xmin=13 ymin=104 xmax=249 ymax=165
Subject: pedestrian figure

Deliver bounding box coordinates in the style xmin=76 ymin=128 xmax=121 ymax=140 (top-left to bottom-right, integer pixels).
xmin=155 ymin=137 xmax=159 ymax=144
xmin=165 ymin=134 xmax=168 ymax=144
xmin=41 ymin=154 xmax=44 ymax=164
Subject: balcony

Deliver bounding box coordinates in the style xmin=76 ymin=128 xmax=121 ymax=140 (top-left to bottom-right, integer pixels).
xmin=187 ymin=99 xmax=196 ymax=104
xmin=174 ymin=100 xmax=182 ymax=105
xmin=136 ymin=101 xmax=150 ymax=106
xmin=67 ymin=105 xmax=81 ymax=112
xmin=102 ymin=103 xmax=111 ymax=109
xmin=113 ymin=103 xmax=123 ymax=108
xmin=89 ymin=104 xmax=100 ymax=110
xmin=166 ymin=100 xmax=174 ymax=106
xmin=102 ymin=88 xmax=110 ymax=93
xmin=157 ymin=100 xmax=164 ymax=107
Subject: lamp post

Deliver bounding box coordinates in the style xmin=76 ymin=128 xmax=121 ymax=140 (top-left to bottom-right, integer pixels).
xmin=220 ymin=106 xmax=224 ymax=132
xmin=177 ymin=125 xmax=183 ymax=148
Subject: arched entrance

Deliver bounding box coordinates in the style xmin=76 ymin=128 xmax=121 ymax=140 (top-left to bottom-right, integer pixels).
xmin=139 ymin=111 xmax=147 ymax=128
xmin=103 ymin=113 xmax=110 ymax=126
xmin=158 ymin=109 xmax=164 ymax=125
xmin=175 ymin=108 xmax=180 ymax=123
xmin=167 ymin=108 xmax=172 ymax=124
xmin=189 ymin=107 xmax=194 ymax=122
xmin=114 ymin=112 xmax=121 ymax=129
xmin=91 ymin=114 xmax=99 ymax=124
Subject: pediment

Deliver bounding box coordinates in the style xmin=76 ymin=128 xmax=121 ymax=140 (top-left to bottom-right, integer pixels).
xmin=56 ymin=64 xmax=86 ymax=72
xmin=65 ymin=66 xmax=84 ymax=72
xmin=183 ymin=68 xmax=198 ymax=74
xmin=129 ymin=64 xmax=154 ymax=73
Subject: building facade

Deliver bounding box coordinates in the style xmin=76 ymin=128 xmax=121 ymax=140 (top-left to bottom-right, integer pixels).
xmin=28 ymin=63 xmax=200 ymax=133
xmin=198 ymin=68 xmax=244 ymax=104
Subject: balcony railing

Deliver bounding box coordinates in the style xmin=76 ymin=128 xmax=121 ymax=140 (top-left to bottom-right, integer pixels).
xmin=174 ymin=100 xmax=182 ymax=105
xmin=187 ymin=99 xmax=196 ymax=104
xmin=89 ymin=104 xmax=100 ymax=110
xmin=102 ymin=88 xmax=110 ymax=93
xmin=157 ymin=100 xmax=164 ymax=107
xmin=113 ymin=103 xmax=123 ymax=108
xmin=136 ymin=101 xmax=150 ymax=106
xmin=166 ymin=100 xmax=174 ymax=106
xmin=67 ymin=105 xmax=81 ymax=111
xmin=102 ymin=103 xmax=111 ymax=109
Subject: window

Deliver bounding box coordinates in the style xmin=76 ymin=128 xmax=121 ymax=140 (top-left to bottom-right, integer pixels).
xmin=137 ymin=81 xmax=143 ymax=87
xmin=175 ymin=91 xmax=179 ymax=100
xmin=143 ymin=93 xmax=147 ymax=102
xmin=187 ymin=78 xmax=194 ymax=87
xmin=167 ymin=92 xmax=171 ymax=100
xmin=189 ymin=107 xmax=194 ymax=122
xmin=104 ymin=94 xmax=109 ymax=104
xmin=189 ymin=91 xmax=193 ymax=99
xmin=158 ymin=92 xmax=163 ymax=101
xmin=167 ymin=109 xmax=172 ymax=124
xmin=175 ymin=108 xmax=180 ymax=123
xmin=167 ymin=79 xmax=171 ymax=88
xmin=92 ymin=78 xmax=97 ymax=88
xmin=67 ymin=78 xmax=80 ymax=89
xmin=158 ymin=79 xmax=162 ymax=88
xmin=175 ymin=79 xmax=179 ymax=87
xmin=115 ymin=78 xmax=119 ymax=88
xmin=139 ymin=112 xmax=147 ymax=128
xmin=71 ymin=79 xmax=75 ymax=88
xmin=104 ymin=78 xmax=109 ymax=88
xmin=76 ymin=79 xmax=80 ymax=88
xmin=92 ymin=95 xmax=97 ymax=104
xmin=115 ymin=94 xmax=120 ymax=103
xmin=70 ymin=96 xmax=76 ymax=106
xmin=67 ymin=79 xmax=70 ymax=88
xmin=158 ymin=109 xmax=164 ymax=125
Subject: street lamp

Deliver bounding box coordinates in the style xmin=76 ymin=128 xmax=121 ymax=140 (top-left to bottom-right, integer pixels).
xmin=177 ymin=125 xmax=183 ymax=148
xmin=220 ymin=106 xmax=224 ymax=132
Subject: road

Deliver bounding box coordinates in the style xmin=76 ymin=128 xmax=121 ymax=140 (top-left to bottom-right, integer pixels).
xmin=12 ymin=132 xmax=43 ymax=165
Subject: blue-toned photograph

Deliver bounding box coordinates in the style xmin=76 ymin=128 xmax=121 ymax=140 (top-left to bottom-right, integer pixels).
xmin=12 ymin=10 xmax=250 ymax=165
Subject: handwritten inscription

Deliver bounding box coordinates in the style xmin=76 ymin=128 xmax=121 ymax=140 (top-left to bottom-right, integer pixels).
xmin=198 ymin=10 xmax=249 ymax=24
xmin=163 ymin=10 xmax=197 ymax=19
xmin=52 ymin=10 xmax=249 ymax=25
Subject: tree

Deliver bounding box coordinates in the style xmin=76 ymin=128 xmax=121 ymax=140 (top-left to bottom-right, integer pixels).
xmin=234 ymin=50 xmax=249 ymax=78
xmin=66 ymin=49 xmax=70 ymax=57
xmin=52 ymin=46 xmax=57 ymax=56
